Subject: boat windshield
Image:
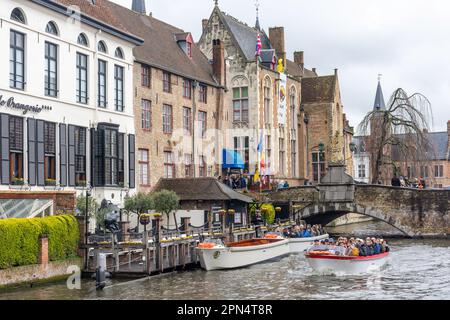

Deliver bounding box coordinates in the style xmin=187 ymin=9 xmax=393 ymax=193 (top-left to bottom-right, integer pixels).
xmin=203 ymin=238 xmax=224 ymax=246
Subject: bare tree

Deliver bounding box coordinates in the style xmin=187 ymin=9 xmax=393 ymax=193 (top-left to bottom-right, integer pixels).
xmin=358 ymin=88 xmax=434 ymax=184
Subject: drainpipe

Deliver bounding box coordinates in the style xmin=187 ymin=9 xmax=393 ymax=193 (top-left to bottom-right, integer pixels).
xmin=192 ymin=81 xmax=198 ymax=178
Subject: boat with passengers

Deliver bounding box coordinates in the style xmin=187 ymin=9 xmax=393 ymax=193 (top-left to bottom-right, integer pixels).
xmin=305 ymin=237 xmax=390 ymax=274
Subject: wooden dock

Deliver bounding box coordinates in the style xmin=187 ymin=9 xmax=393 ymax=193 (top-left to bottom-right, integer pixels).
xmin=81 ymin=218 xmax=295 ymax=278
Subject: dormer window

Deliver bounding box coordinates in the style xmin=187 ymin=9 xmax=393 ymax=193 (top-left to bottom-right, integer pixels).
xmin=175 ymin=32 xmax=194 ymax=58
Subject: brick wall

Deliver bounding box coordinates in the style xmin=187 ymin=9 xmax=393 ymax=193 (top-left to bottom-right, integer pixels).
xmin=0 ymin=191 xmax=75 ymax=215
xmin=134 ymin=63 xmax=224 ymax=191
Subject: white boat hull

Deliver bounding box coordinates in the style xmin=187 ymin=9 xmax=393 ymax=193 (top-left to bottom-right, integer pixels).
xmin=305 ymin=253 xmax=390 ymax=275
xmin=289 ymin=234 xmax=329 ymax=254
xmin=196 ymin=239 xmax=290 ymax=271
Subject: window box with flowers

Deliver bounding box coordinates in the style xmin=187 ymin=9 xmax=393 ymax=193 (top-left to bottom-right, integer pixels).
xmin=11 ymin=178 xmax=25 ymax=186
xmin=45 ymin=179 xmax=57 ymax=187
xmin=76 ymin=180 xmax=87 ymax=188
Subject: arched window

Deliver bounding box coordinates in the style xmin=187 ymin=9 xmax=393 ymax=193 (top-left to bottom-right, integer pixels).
xmin=45 ymin=21 xmax=59 ymax=36
xmin=77 ymin=33 xmax=89 ymax=46
xmin=115 ymin=47 xmax=124 ymax=59
xmin=264 ymin=76 xmax=272 ymax=124
xmin=11 ymin=8 xmax=26 ymax=24
xmin=97 ymin=41 xmax=107 ymax=53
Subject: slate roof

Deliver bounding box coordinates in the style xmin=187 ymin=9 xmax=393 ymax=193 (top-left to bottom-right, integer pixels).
xmin=153 ymin=178 xmax=254 ymax=203
xmin=374 ymin=81 xmax=386 ymax=111
xmin=391 ymin=132 xmax=449 ymax=161
xmin=301 ymin=75 xmax=337 ymax=103
xmin=104 ymin=1 xmax=219 ymax=86
xmin=354 ymin=133 xmax=449 ymax=161
xmin=285 ymin=59 xmax=317 ymax=78
xmin=220 ymin=12 xmax=272 ymax=61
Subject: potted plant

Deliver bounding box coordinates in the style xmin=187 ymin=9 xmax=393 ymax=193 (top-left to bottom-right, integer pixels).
xmin=45 ymin=179 xmax=57 ymax=186
xmin=76 ymin=180 xmax=87 ymax=187
xmin=11 ymin=177 xmax=25 ymax=186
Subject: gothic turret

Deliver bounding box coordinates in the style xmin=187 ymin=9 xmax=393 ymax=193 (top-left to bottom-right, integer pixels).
xmin=373 ymin=79 xmax=386 ymax=111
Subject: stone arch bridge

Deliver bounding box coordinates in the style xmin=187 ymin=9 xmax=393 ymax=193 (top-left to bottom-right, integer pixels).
xmin=266 ymin=165 xmax=449 ymax=238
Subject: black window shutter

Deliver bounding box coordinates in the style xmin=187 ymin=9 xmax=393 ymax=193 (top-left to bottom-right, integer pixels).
xmin=36 ymin=120 xmax=45 ymax=186
xmin=91 ymin=128 xmax=105 ymax=187
xmin=118 ymin=133 xmax=125 ymax=185
xmin=59 ymin=124 xmax=67 ymax=186
xmin=1 ymin=114 xmax=10 ymax=185
xmin=68 ymin=125 xmax=76 ymax=186
xmin=90 ymin=128 xmax=96 ymax=187
xmin=128 ymin=134 xmax=135 ymax=189
xmin=27 ymin=118 xmax=36 ymax=185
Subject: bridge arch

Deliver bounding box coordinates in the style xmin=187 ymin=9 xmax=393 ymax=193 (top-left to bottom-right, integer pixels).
xmin=296 ymin=202 xmax=416 ymax=238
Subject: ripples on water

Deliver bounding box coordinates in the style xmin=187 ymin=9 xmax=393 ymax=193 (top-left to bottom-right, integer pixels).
xmin=1 ymin=222 xmax=449 ymax=300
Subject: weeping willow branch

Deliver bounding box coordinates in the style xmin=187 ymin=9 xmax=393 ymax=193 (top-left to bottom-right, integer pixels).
xmin=357 ymin=88 xmax=435 ymax=184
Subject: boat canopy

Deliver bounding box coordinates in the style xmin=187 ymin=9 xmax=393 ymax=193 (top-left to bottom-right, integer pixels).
xmin=222 ymin=149 xmax=245 ymax=170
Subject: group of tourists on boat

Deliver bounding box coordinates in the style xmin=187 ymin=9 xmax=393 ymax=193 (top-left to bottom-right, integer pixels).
xmin=308 ymin=237 xmax=390 ymax=257
xmin=275 ymin=224 xmax=325 ymax=238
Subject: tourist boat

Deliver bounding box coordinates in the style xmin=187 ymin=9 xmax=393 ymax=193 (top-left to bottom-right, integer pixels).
xmin=305 ymin=251 xmax=390 ymax=274
xmin=288 ymin=234 xmax=330 ymax=254
xmin=196 ymin=238 xmax=290 ymax=271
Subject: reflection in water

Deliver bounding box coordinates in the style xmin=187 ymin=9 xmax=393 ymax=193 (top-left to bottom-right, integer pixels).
xmin=1 ymin=221 xmax=449 ymax=300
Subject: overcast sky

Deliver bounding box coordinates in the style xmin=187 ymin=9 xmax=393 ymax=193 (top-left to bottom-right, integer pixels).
xmin=112 ymin=0 xmax=450 ymax=131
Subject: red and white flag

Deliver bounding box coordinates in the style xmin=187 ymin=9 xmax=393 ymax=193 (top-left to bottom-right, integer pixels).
xmin=255 ymin=33 xmax=262 ymax=57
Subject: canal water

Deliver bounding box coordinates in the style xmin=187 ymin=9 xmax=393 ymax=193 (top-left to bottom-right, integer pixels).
xmin=1 ymin=221 xmax=449 ymax=300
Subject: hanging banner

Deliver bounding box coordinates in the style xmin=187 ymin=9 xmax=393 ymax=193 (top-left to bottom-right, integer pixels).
xmin=278 ymin=73 xmax=287 ymax=125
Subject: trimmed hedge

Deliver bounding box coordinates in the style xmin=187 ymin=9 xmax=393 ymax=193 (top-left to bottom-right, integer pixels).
xmin=0 ymin=215 xmax=79 ymax=270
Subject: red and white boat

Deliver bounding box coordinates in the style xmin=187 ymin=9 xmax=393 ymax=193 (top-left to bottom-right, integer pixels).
xmin=196 ymin=238 xmax=290 ymax=271
xmin=305 ymin=252 xmax=390 ymax=274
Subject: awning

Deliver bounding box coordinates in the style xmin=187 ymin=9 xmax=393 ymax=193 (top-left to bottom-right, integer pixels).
xmin=222 ymin=149 xmax=245 ymax=170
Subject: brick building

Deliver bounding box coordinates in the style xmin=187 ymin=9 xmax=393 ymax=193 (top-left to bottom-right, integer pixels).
xmin=353 ymin=80 xmax=450 ymax=188
xmin=301 ymin=71 xmax=354 ymax=184
xmin=107 ymin=1 xmax=227 ymax=191
xmin=198 ymin=3 xmax=321 ymax=187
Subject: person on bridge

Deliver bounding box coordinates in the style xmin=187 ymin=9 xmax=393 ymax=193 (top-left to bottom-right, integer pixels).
xmin=391 ymin=174 xmax=401 ymax=187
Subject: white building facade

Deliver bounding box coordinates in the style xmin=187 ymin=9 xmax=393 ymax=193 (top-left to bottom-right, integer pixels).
xmin=0 ymin=0 xmax=143 ymax=205
xmin=352 ymin=137 xmax=370 ymax=184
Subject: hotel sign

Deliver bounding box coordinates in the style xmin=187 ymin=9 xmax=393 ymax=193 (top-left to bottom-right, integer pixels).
xmin=0 ymin=93 xmax=52 ymax=115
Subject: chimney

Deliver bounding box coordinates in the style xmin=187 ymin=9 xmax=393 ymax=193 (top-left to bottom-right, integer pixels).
xmin=312 ymin=67 xmax=317 ymax=74
xmin=447 ymin=120 xmax=450 ymax=147
xmin=269 ymin=27 xmax=286 ymax=66
xmin=294 ymin=51 xmax=304 ymax=69
xmin=212 ymin=39 xmax=225 ymax=86
xmin=334 ymin=68 xmax=338 ymax=76
xmin=202 ymin=19 xmax=208 ymax=34
xmin=132 ymin=0 xmax=146 ymax=14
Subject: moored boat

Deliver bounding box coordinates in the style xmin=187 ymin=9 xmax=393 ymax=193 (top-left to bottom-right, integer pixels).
xmin=196 ymin=238 xmax=290 ymax=271
xmin=289 ymin=234 xmax=329 ymax=254
xmin=305 ymin=252 xmax=390 ymax=274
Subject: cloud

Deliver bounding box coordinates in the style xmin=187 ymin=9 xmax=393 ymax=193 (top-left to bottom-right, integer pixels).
xmin=113 ymin=0 xmax=450 ymax=131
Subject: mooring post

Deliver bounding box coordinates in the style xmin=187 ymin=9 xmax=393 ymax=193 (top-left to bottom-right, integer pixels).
xmin=143 ymin=224 xmax=149 ymax=274
xmin=153 ymin=217 xmax=162 ymax=273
